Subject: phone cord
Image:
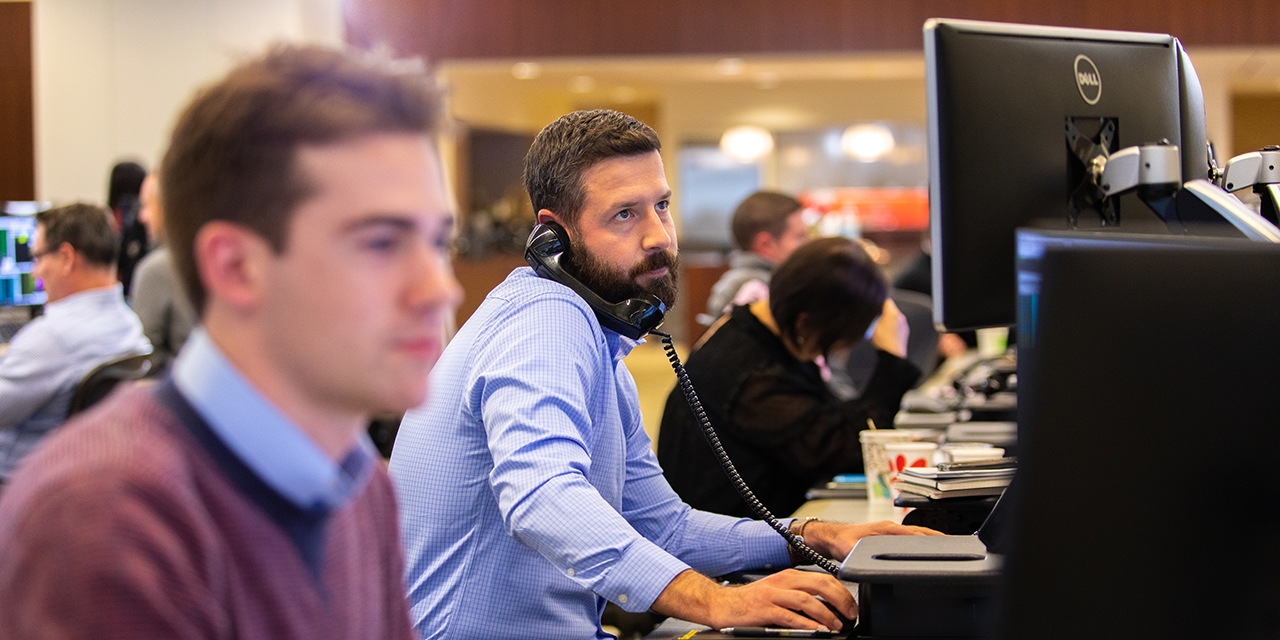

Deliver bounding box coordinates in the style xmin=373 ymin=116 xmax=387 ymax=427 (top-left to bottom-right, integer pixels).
xmin=652 ymin=331 xmax=841 ymax=576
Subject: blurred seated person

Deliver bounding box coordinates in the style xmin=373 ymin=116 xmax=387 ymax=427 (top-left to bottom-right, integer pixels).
xmin=659 ymin=237 xmax=920 ymax=518
xmin=0 ymin=204 xmax=150 ymax=482
xmin=129 ymin=174 xmax=196 ymax=372
xmin=705 ymin=191 xmax=811 ymax=319
xmin=107 ymin=161 xmax=150 ymax=296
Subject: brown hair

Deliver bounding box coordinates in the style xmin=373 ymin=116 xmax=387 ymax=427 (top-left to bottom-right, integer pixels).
xmin=159 ymin=45 xmax=445 ymax=315
xmin=35 ymin=203 xmax=118 ymax=268
xmin=769 ymin=237 xmax=887 ymax=356
xmin=731 ymin=191 xmax=803 ymax=251
xmin=523 ymin=109 xmax=661 ymax=227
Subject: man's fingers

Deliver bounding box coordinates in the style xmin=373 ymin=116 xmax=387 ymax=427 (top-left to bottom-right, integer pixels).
xmin=769 ymin=590 xmax=842 ymax=631
xmin=865 ymin=520 xmax=944 ymax=536
xmin=764 ymin=605 xmax=833 ymax=632
xmin=758 ymin=570 xmax=857 ymax=620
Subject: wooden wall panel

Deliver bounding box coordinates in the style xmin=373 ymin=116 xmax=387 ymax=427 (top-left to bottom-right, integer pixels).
xmin=0 ymin=2 xmax=34 ymax=201
xmin=1232 ymin=93 xmax=1280 ymax=158
xmin=347 ymin=0 xmax=1280 ymax=60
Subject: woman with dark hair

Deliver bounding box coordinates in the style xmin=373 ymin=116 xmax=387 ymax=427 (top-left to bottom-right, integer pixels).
xmin=657 ymin=237 xmax=921 ymax=518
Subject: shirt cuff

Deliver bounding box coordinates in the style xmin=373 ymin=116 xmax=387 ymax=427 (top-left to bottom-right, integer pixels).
xmin=595 ymin=536 xmax=691 ymax=613
xmin=738 ymin=518 xmax=794 ymax=570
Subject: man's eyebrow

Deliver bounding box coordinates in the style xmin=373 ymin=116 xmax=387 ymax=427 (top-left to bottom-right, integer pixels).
xmin=341 ymin=215 xmax=417 ymax=233
xmin=607 ymin=189 xmax=673 ymax=211
xmin=342 ymin=213 xmax=457 ymax=237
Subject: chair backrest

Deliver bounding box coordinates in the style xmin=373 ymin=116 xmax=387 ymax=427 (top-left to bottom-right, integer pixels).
xmin=838 ymin=289 xmax=941 ymax=396
xmin=66 ymin=351 xmax=155 ymax=417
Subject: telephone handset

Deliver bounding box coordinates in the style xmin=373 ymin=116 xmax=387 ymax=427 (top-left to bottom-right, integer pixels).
xmin=524 ymin=222 xmax=666 ymax=341
xmin=525 ymin=221 xmax=840 ymax=575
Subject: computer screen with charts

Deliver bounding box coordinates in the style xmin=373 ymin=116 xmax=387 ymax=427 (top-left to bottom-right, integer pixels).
xmin=0 ymin=215 xmax=45 ymax=307
xmin=998 ymin=235 xmax=1280 ymax=639
xmin=926 ymin=19 xmax=1218 ymax=332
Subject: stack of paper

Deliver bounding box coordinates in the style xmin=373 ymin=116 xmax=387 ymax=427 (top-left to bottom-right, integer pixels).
xmin=895 ymin=465 xmax=1015 ymax=500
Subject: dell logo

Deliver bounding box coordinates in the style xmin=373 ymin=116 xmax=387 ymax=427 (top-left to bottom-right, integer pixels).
xmin=1074 ymin=55 xmax=1101 ymax=105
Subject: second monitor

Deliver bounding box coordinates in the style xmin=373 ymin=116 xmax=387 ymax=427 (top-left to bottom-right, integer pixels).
xmin=926 ymin=19 xmax=1216 ymax=332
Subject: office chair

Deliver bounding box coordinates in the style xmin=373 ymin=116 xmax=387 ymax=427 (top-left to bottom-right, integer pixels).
xmin=66 ymin=351 xmax=155 ymax=417
xmin=835 ymin=289 xmax=941 ymax=398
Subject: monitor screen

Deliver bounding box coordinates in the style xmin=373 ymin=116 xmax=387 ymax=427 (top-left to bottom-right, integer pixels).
xmin=998 ymin=235 xmax=1280 ymax=639
xmin=926 ymin=19 xmax=1216 ymax=332
xmin=1013 ymin=228 xmax=1253 ymax=351
xmin=0 ymin=216 xmax=46 ymax=307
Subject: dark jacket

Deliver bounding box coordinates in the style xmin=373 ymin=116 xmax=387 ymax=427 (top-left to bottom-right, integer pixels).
xmin=657 ymin=305 xmax=920 ymax=518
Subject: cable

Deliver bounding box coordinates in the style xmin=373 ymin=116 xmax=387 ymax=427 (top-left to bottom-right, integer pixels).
xmin=651 ymin=330 xmax=841 ymax=576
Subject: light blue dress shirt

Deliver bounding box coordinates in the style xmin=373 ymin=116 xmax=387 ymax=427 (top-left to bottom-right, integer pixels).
xmin=0 ymin=284 xmax=150 ymax=478
xmin=171 ymin=327 xmax=376 ymax=510
xmin=390 ymin=268 xmax=791 ymax=640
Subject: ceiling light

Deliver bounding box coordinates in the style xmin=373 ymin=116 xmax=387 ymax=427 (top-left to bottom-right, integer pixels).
xmin=720 ymin=125 xmax=774 ymax=162
xmin=841 ymin=123 xmax=896 ymax=161
xmin=511 ymin=62 xmax=541 ymax=80
xmin=715 ymin=58 xmax=745 ymax=76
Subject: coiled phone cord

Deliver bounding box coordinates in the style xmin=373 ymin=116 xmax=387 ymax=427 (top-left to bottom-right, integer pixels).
xmin=652 ymin=331 xmax=841 ymax=576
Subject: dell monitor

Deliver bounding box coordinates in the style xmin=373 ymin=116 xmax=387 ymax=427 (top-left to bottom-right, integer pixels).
xmin=926 ymin=18 xmax=1217 ymax=332
xmin=0 ymin=215 xmax=45 ymax=307
xmin=997 ymin=232 xmax=1280 ymax=639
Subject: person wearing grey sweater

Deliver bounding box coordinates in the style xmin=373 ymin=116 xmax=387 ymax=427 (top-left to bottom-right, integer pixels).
xmin=129 ymin=243 xmax=195 ymax=371
xmin=128 ymin=175 xmax=195 ymax=371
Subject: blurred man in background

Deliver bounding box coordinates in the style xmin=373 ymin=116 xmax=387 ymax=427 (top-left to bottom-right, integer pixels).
xmin=0 ymin=203 xmax=149 ymax=483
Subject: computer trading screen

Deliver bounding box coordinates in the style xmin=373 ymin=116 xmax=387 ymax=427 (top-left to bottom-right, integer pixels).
xmin=0 ymin=216 xmax=45 ymax=307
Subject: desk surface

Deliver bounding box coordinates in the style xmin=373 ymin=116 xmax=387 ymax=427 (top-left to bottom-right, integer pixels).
xmin=791 ymin=498 xmax=904 ymax=525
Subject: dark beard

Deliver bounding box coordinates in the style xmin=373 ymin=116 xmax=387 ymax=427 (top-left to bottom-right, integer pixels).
xmin=563 ymin=232 xmax=680 ymax=309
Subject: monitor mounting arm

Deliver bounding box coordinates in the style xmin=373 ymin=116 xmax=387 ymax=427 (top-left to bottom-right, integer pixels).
xmin=1068 ymin=132 xmax=1280 ymax=242
xmin=1218 ymin=146 xmax=1280 ymax=226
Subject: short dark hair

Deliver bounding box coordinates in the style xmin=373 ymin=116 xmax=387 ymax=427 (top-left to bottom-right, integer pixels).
xmin=107 ymin=161 xmax=147 ymax=211
xmin=159 ymin=45 xmax=445 ymax=316
xmin=769 ymin=237 xmax=888 ymax=356
xmin=731 ymin=191 xmax=803 ymax=251
xmin=523 ymin=109 xmax=661 ymax=226
xmin=35 ymin=203 xmax=118 ymax=268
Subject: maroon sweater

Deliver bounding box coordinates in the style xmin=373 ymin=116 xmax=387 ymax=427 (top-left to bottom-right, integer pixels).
xmin=0 ymin=383 xmax=415 ymax=640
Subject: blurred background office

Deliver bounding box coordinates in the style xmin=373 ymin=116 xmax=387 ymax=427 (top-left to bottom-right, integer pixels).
xmin=3 ymin=0 xmax=1280 ymax=445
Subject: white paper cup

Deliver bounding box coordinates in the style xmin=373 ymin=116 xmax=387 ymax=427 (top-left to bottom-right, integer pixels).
xmin=859 ymin=430 xmax=916 ymax=506
xmin=883 ymin=441 xmax=940 ymax=506
xmin=893 ymin=428 xmax=947 ymax=444
xmin=883 ymin=441 xmax=939 ymax=478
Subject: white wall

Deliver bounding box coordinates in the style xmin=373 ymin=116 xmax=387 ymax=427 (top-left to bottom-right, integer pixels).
xmin=33 ymin=0 xmax=344 ymax=203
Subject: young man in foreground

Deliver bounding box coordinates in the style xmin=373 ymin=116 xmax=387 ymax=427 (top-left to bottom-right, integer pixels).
xmin=0 ymin=46 xmax=461 ymax=638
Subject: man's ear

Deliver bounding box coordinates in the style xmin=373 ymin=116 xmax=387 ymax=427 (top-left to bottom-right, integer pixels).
xmin=193 ymin=220 xmax=270 ymax=312
xmin=54 ymin=242 xmax=78 ymax=273
xmin=536 ymin=209 xmax=562 ymax=226
xmin=751 ymin=230 xmax=779 ymax=260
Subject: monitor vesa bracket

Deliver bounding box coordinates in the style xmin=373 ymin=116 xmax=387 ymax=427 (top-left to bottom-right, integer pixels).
xmin=1066 ymin=118 xmax=1118 ymax=226
xmin=1218 ymin=146 xmax=1280 ymax=226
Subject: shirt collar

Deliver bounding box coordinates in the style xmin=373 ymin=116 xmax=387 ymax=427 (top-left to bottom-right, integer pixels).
xmin=606 ymin=329 xmax=644 ymax=363
xmin=43 ymin=283 xmax=123 ymax=315
xmin=171 ymin=328 xmax=375 ymax=511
